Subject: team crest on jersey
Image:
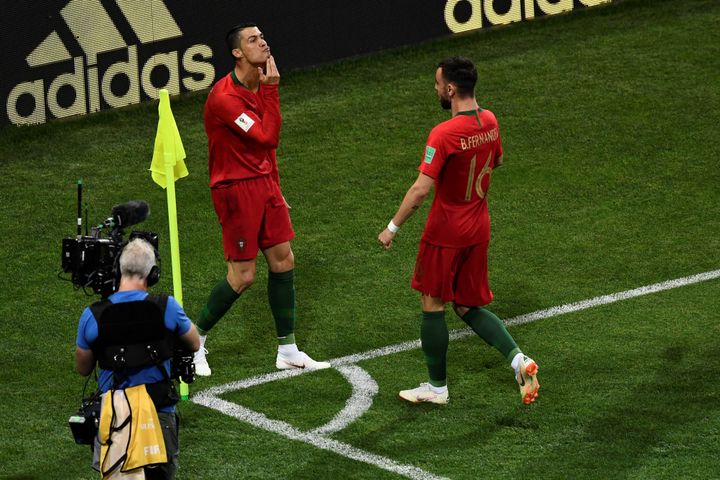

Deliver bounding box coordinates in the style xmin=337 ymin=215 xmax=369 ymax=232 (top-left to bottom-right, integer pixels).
xmin=234 ymin=112 xmax=255 ymax=132
xmin=424 ymin=146 xmax=436 ymax=164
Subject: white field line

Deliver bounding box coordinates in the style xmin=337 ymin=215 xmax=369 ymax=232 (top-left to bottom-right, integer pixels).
xmin=311 ymin=365 xmax=379 ymax=435
xmin=191 ymin=268 xmax=720 ymax=478
xmin=503 ymin=269 xmax=720 ymax=327
xmin=192 ymin=394 xmax=448 ymax=480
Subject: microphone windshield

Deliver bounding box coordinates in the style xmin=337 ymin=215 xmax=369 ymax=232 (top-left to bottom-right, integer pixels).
xmin=111 ymin=200 xmax=150 ymax=228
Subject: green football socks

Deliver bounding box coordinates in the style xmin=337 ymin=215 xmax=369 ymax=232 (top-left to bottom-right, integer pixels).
xmin=268 ymin=269 xmax=296 ymax=345
xmin=461 ymin=307 xmax=521 ymax=364
xmin=196 ymin=271 xmax=297 ymax=344
xmin=196 ymin=279 xmax=241 ymax=335
xmin=421 ymin=310 xmax=449 ymax=388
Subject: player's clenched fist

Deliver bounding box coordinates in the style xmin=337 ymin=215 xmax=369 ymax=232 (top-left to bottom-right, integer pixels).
xmin=378 ymin=228 xmax=396 ymax=250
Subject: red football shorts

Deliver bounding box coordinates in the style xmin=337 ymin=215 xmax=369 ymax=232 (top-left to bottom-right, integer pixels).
xmin=211 ymin=176 xmax=295 ymax=261
xmin=411 ymin=240 xmax=494 ymax=306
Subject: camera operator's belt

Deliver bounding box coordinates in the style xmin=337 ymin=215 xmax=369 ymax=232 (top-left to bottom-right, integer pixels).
xmin=91 ymin=294 xmax=175 ymax=371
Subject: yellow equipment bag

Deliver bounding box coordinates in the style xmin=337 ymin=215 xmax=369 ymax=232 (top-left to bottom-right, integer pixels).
xmin=98 ymin=384 xmax=167 ymax=479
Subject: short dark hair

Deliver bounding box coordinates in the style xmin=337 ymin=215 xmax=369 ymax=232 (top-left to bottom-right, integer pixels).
xmin=437 ymin=56 xmax=477 ymax=97
xmin=225 ymin=22 xmax=258 ymax=55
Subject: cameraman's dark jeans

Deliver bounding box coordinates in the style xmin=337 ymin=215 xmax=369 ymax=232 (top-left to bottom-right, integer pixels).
xmin=93 ymin=411 xmax=179 ymax=479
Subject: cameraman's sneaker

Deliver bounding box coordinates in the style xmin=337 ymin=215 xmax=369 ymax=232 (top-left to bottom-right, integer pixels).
xmin=275 ymin=351 xmax=330 ymax=371
xmin=514 ymin=355 xmax=539 ymax=405
xmin=193 ymin=347 xmax=211 ymax=377
xmin=399 ymin=383 xmax=449 ymax=405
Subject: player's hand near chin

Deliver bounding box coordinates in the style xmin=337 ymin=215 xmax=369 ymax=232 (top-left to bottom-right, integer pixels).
xmin=259 ymin=56 xmax=280 ymax=85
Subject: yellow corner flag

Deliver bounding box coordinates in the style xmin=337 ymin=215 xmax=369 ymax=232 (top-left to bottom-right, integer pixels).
xmin=149 ymin=89 xmax=190 ymax=400
xmin=150 ymin=90 xmax=189 ymax=188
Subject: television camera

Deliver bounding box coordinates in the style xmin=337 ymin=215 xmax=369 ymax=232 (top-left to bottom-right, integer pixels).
xmin=60 ymin=180 xmax=158 ymax=298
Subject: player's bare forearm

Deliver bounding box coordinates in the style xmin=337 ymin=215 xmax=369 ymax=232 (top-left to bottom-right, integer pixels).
xmin=378 ymin=173 xmax=433 ymax=250
xmin=391 ymin=173 xmax=433 ymax=226
xmin=392 ymin=184 xmax=428 ymax=226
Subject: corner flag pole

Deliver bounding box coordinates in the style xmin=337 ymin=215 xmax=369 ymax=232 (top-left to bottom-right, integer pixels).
xmin=150 ymin=88 xmax=190 ymax=398
xmin=163 ymin=142 xmax=183 ymax=306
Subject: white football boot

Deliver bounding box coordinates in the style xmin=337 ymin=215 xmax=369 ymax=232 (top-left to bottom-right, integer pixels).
xmin=399 ymin=383 xmax=449 ymax=405
xmin=193 ymin=346 xmax=212 ymax=377
xmin=275 ymin=351 xmax=331 ymax=370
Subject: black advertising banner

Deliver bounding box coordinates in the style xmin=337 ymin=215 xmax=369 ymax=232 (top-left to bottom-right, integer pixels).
xmin=1 ymin=0 xmax=609 ymax=125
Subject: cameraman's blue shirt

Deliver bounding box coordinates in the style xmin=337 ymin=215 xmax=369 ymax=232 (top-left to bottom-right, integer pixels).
xmin=76 ymin=290 xmax=192 ymax=413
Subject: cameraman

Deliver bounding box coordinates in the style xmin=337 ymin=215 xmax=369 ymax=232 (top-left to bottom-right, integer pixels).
xmin=75 ymin=238 xmax=200 ymax=479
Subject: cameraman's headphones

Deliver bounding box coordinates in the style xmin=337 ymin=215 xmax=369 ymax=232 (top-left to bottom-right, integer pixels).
xmin=113 ymin=238 xmax=161 ymax=288
xmin=146 ymin=257 xmax=161 ymax=287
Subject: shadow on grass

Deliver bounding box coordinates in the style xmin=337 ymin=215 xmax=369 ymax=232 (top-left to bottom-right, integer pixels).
xmin=535 ymin=343 xmax=720 ymax=476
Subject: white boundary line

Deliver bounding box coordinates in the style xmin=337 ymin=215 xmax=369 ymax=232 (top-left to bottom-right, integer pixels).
xmin=504 ymin=269 xmax=720 ymax=327
xmin=311 ymin=365 xmax=379 ymax=435
xmin=192 ymin=394 xmax=446 ymax=480
xmin=192 ymin=269 xmax=720 ymax=479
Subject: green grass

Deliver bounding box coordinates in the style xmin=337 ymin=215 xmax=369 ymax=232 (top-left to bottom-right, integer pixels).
xmin=1 ymin=0 xmax=719 ymax=478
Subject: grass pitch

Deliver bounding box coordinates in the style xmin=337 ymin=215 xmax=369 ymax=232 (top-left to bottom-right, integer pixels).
xmin=0 ymin=0 xmax=719 ymax=478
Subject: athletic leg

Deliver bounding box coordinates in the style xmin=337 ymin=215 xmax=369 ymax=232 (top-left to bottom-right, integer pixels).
xmin=421 ymin=295 xmax=449 ymax=388
xmin=453 ymin=243 xmax=539 ymax=404
xmin=193 ymin=259 xmax=256 ymax=376
xmin=399 ymin=295 xmax=449 ymax=404
xmin=401 ymin=241 xmax=455 ymax=404
xmin=454 ymin=304 xmax=539 ymax=404
xmin=400 ymin=295 xmax=449 ymax=405
xmin=263 ymin=241 xmax=329 ymax=370
xmin=197 ymin=260 xmax=255 ymax=334
xmin=453 ymin=304 xmax=520 ymax=364
xmin=263 ymin=241 xmax=296 ymax=344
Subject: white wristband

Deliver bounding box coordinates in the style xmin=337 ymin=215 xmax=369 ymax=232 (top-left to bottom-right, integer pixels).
xmin=387 ymin=220 xmax=399 ymax=233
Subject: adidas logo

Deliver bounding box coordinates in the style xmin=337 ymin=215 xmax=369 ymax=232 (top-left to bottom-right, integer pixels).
xmin=444 ymin=0 xmax=611 ymax=33
xmin=7 ymin=0 xmax=215 ymax=125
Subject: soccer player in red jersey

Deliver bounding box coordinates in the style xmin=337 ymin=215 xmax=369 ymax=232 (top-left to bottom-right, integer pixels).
xmin=195 ymin=23 xmax=329 ymax=376
xmin=378 ymin=57 xmax=539 ymax=405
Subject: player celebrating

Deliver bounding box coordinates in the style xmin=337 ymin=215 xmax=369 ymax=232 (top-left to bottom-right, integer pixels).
xmin=195 ymin=23 xmax=329 ymax=376
xmin=378 ymin=56 xmax=539 ymax=405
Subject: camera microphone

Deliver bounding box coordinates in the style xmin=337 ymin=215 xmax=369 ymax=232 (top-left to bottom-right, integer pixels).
xmin=111 ymin=200 xmax=150 ymax=229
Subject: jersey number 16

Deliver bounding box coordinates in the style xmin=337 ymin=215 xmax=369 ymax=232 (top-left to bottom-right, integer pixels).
xmin=464 ymin=151 xmax=494 ymax=202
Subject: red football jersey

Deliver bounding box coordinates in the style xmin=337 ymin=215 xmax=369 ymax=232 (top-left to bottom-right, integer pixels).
xmin=418 ymin=108 xmax=503 ymax=248
xmin=204 ymin=71 xmax=282 ymax=187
